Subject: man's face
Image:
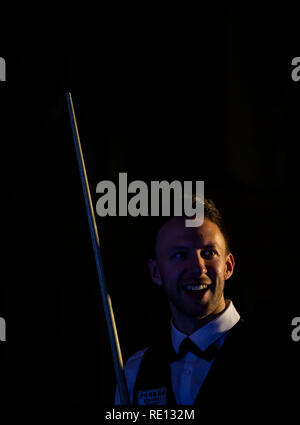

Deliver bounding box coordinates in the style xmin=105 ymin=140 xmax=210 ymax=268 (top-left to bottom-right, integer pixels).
xmin=148 ymin=217 xmax=235 ymax=332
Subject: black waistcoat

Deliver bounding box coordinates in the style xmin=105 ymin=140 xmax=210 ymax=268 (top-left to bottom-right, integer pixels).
xmin=133 ymin=319 xmax=260 ymax=409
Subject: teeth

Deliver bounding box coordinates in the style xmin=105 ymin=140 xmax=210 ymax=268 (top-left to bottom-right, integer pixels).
xmin=185 ymin=284 xmax=208 ymax=291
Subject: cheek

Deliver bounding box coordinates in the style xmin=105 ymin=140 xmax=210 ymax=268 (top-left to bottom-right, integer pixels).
xmin=207 ymin=262 xmax=226 ymax=279
xmin=161 ymin=266 xmax=178 ymax=283
xmin=160 ymin=264 xmax=183 ymax=286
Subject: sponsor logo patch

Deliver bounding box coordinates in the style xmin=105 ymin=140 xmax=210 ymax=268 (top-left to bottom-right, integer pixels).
xmin=137 ymin=387 xmax=167 ymax=405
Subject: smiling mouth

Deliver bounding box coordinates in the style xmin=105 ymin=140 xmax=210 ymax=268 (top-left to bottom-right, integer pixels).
xmin=183 ymin=283 xmax=212 ymax=292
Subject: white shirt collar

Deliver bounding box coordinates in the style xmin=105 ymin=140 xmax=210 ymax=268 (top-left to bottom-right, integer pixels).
xmin=171 ymin=300 xmax=240 ymax=352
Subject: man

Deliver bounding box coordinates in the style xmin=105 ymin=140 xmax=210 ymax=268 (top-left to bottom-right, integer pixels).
xmin=115 ymin=199 xmax=271 ymax=410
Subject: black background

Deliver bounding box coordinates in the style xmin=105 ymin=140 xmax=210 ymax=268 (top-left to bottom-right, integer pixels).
xmin=1 ymin=6 xmax=300 ymax=419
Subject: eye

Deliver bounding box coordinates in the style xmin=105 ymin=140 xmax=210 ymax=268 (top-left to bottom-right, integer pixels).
xmin=202 ymin=249 xmax=217 ymax=259
xmin=171 ymin=250 xmax=188 ymax=260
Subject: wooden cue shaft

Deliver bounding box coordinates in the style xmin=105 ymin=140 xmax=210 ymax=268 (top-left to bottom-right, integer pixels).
xmin=66 ymin=92 xmax=130 ymax=405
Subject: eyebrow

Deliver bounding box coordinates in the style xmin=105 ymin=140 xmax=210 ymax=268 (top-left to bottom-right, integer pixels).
xmin=202 ymin=243 xmax=220 ymax=250
xmin=171 ymin=245 xmax=189 ymax=250
xmin=170 ymin=243 xmax=220 ymax=251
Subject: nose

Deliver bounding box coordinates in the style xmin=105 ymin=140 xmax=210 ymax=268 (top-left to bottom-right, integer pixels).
xmin=189 ymin=250 xmax=207 ymax=275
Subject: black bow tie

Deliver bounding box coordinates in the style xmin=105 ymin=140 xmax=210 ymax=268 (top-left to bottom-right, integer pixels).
xmin=171 ymin=337 xmax=219 ymax=362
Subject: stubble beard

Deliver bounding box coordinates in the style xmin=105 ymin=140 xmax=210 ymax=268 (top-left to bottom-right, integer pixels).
xmin=168 ymin=276 xmax=226 ymax=323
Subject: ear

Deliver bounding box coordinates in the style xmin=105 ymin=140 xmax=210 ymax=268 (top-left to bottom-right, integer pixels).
xmin=148 ymin=258 xmax=163 ymax=286
xmin=224 ymin=253 xmax=235 ymax=280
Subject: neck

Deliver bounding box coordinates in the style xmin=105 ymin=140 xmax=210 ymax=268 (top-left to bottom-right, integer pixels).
xmin=172 ymin=299 xmax=230 ymax=335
